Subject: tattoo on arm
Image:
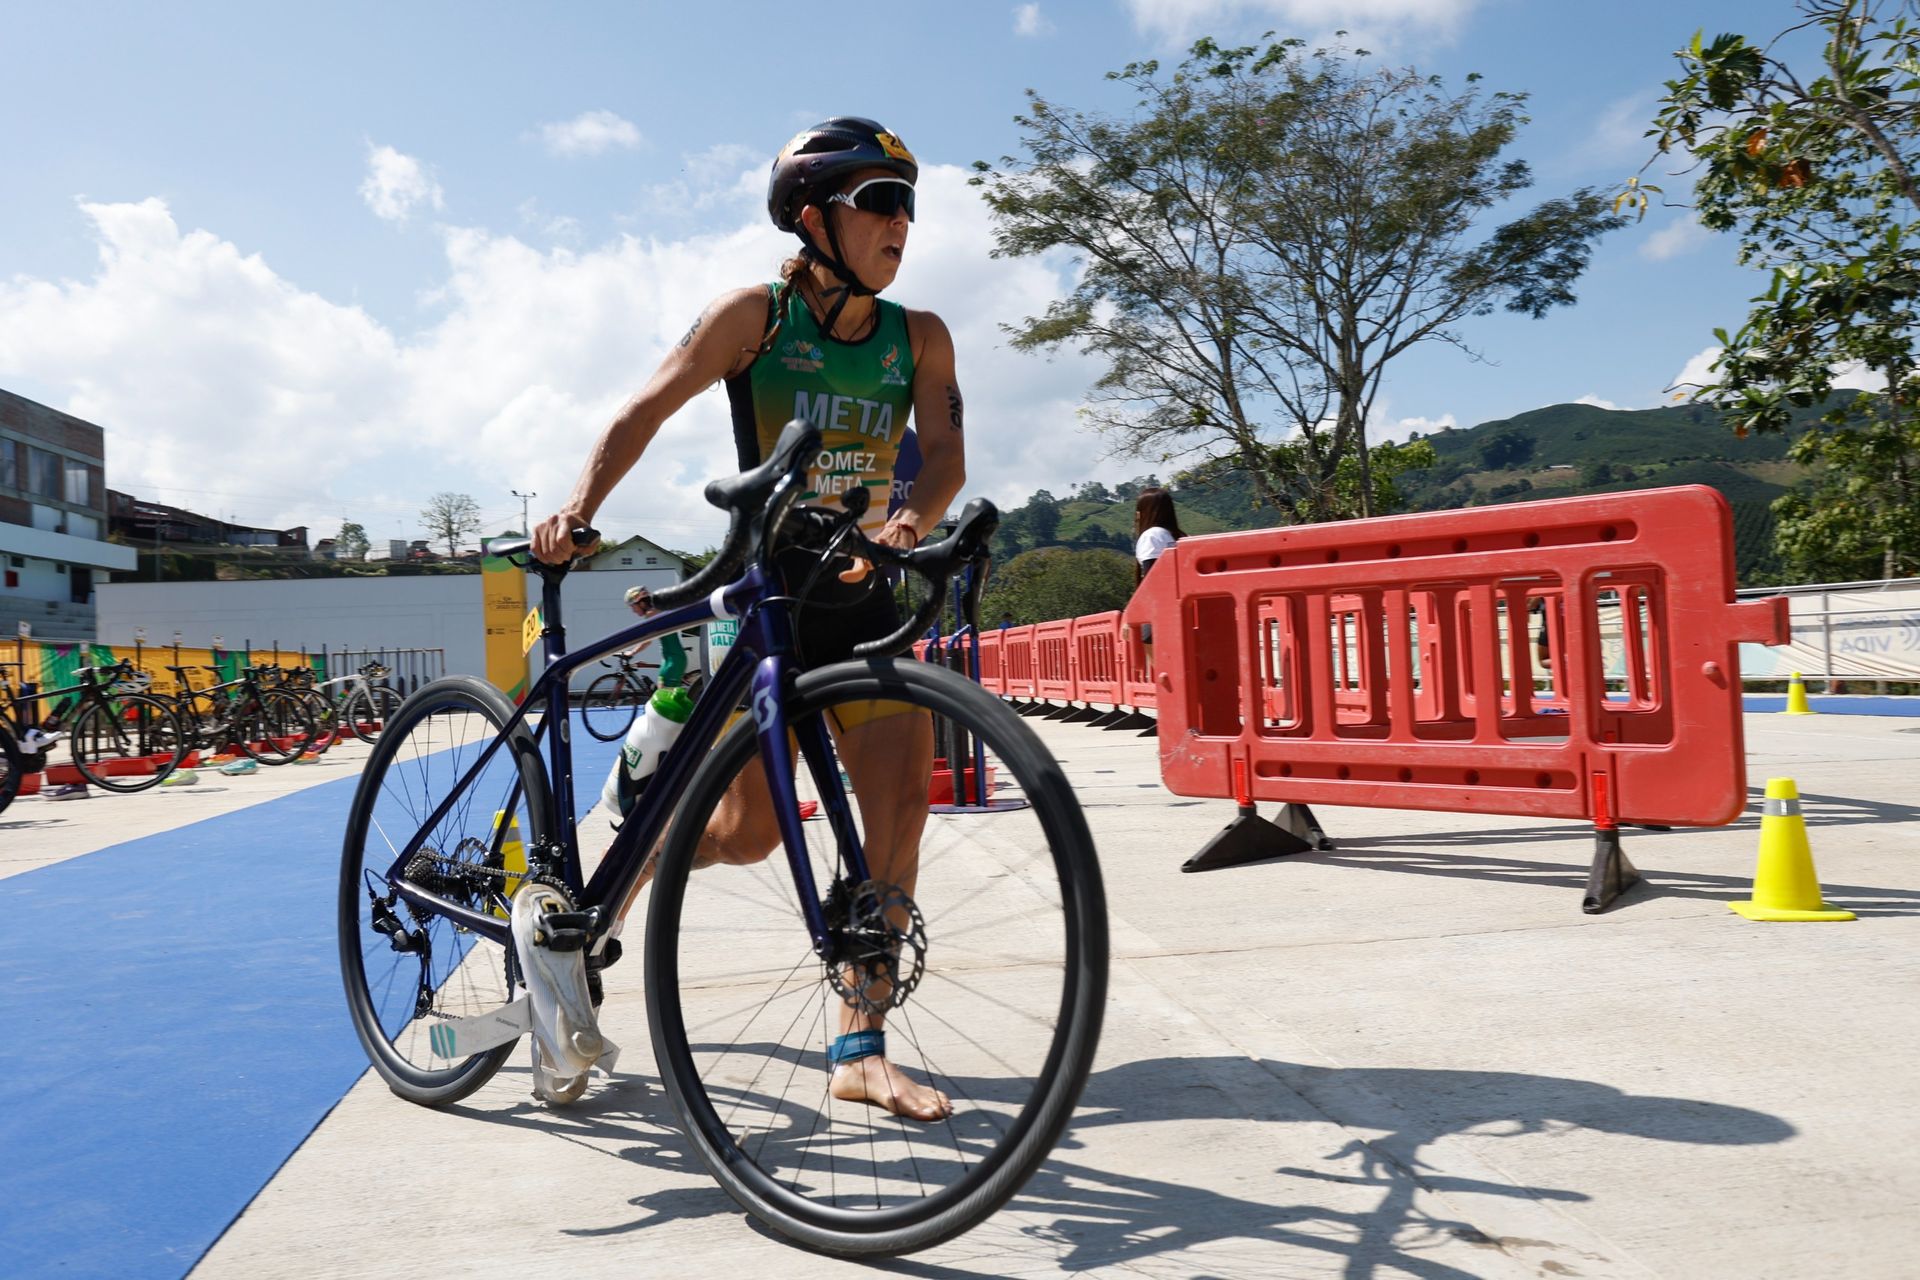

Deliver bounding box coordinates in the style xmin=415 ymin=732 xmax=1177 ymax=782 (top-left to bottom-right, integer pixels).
xmin=946 ymin=385 xmax=964 ymax=434
xmin=678 ymin=311 xmax=704 ymax=349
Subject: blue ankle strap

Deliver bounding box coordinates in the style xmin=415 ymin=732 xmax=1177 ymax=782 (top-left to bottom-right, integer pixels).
xmin=828 ymin=1030 xmax=885 ymax=1065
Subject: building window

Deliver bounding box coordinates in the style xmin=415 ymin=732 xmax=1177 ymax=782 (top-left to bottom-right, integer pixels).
xmin=66 ymin=513 xmax=100 ymax=540
xmin=0 ymin=442 xmax=16 ymax=489
xmin=63 ymin=460 xmax=93 ymax=507
xmin=646 ymin=557 xmax=658 ymax=565
xmin=620 ymin=557 xmax=633 ymax=566
xmin=69 ymin=566 xmax=91 ymax=604
xmin=28 ymin=447 xmax=62 ymax=501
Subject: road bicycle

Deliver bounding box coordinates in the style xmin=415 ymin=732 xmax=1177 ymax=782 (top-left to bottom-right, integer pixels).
xmin=0 ymin=658 xmax=185 ymax=793
xmin=339 ymin=421 xmax=1107 ymax=1256
xmin=159 ymin=663 xmax=318 ymax=766
xmin=312 ymin=661 xmax=402 ymax=745
xmin=580 ymin=649 xmax=659 ymax=741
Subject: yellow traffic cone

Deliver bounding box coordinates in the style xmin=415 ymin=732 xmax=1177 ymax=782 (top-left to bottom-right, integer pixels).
xmin=489 ymin=810 xmax=528 ymax=920
xmin=1784 ymin=672 xmax=1815 ymax=715
xmin=1729 ymin=778 xmax=1854 ymax=921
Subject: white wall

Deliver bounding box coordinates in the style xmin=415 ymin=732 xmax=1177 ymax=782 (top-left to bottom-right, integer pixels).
xmin=96 ymin=567 xmax=706 ymax=692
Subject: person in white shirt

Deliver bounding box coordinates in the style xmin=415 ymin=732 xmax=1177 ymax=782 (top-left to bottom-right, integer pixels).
xmin=1132 ymin=487 xmax=1184 ymax=665
xmin=1133 ymin=486 xmax=1183 ymax=583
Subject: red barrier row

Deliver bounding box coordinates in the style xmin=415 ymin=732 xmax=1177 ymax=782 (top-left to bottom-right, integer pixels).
xmin=933 ymin=486 xmax=1790 ymax=912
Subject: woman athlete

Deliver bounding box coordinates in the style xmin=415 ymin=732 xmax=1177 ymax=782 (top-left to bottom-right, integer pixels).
xmin=533 ymin=117 xmax=964 ymax=1121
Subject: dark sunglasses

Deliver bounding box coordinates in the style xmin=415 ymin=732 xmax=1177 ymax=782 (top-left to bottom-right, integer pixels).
xmin=828 ymin=177 xmax=916 ymax=221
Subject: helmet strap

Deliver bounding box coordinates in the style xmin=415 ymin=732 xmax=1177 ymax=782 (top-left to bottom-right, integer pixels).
xmin=797 ymin=209 xmax=878 ymax=339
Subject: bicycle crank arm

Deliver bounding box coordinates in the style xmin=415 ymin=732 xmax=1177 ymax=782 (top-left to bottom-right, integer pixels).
xmin=426 ymin=996 xmax=535 ymax=1060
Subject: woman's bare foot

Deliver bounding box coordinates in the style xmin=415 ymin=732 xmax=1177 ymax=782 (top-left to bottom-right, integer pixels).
xmin=829 ymin=1056 xmax=953 ymax=1120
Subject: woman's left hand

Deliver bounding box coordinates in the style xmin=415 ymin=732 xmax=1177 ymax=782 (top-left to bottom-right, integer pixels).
xmin=839 ymin=515 xmax=919 ymax=583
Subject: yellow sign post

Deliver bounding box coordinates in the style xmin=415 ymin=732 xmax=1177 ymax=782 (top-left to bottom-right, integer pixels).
xmin=481 ymin=536 xmax=530 ymax=702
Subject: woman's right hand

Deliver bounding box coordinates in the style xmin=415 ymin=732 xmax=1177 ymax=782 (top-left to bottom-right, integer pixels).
xmin=531 ymin=511 xmax=597 ymax=565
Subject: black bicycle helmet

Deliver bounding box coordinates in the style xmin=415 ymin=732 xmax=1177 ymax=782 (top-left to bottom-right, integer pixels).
xmin=766 ymin=118 xmax=917 ymax=331
xmin=768 ymin=117 xmax=917 ymax=233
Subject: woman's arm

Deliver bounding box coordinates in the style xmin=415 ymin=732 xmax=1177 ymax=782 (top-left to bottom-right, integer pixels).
xmin=890 ymin=309 xmax=966 ymax=546
xmin=531 ymin=288 xmax=768 ymax=563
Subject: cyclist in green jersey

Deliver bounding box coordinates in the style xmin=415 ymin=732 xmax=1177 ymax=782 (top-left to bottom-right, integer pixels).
xmin=534 ymin=118 xmax=964 ymax=1120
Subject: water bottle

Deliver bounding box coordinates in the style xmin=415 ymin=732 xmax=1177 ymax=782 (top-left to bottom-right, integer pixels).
xmin=601 ymin=685 xmax=695 ymax=827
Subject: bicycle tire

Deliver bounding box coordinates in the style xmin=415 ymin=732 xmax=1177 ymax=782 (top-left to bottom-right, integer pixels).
xmin=69 ymin=694 xmax=184 ymax=793
xmin=237 ymin=690 xmax=317 ymax=765
xmin=338 ymin=676 xmax=553 ymax=1106
xmin=644 ymin=657 xmax=1107 ymax=1256
xmin=0 ymin=725 xmax=22 ymax=815
xmin=581 ymin=672 xmax=640 ymax=741
xmin=346 ymin=685 xmax=402 ymax=744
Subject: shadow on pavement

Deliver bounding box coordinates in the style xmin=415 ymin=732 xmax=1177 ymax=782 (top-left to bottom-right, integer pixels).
xmin=1206 ymin=786 xmax=1920 ymax=916
xmin=457 ymin=1051 xmax=1792 ymax=1278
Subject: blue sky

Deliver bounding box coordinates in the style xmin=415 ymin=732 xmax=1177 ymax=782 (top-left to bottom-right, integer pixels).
xmin=0 ymin=0 xmax=1808 ymax=548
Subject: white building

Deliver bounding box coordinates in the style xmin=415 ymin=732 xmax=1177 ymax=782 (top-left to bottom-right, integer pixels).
xmin=0 ymin=389 xmax=138 ymax=640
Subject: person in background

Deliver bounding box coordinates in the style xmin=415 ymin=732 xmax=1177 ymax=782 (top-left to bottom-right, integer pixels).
xmin=1133 ymin=487 xmax=1183 ymax=584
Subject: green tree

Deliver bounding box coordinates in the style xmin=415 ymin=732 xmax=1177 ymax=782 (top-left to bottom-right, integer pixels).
xmin=1179 ymin=436 xmax=1438 ymax=522
xmin=334 ymin=520 xmax=370 ymax=561
xmin=980 ymin=547 xmax=1137 ymax=625
xmin=1478 ymin=428 xmax=1537 ymax=470
xmin=975 ymin=36 xmax=1625 ymax=521
xmin=421 ymin=492 xmax=482 ymax=560
xmin=1650 ymin=0 xmax=1920 ymax=577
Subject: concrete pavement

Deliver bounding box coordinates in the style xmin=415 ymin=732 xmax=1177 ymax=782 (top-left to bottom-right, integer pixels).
xmin=13 ymin=707 xmax=1918 ymax=1277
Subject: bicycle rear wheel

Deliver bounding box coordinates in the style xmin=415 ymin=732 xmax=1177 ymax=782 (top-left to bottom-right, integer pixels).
xmin=70 ymin=694 xmax=184 ymax=793
xmin=581 ymin=672 xmax=640 ymax=741
xmin=644 ymin=658 xmax=1106 ymax=1256
xmin=338 ymin=676 xmax=552 ymax=1105
xmin=238 ymin=690 xmax=317 ymax=764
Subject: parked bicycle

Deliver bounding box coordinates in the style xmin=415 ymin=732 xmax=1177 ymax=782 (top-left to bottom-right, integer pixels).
xmin=338 ymin=422 xmax=1107 ymax=1256
xmin=579 ymin=649 xmax=658 ymax=741
xmin=0 ymin=658 xmax=185 ymax=792
xmin=159 ymin=664 xmax=318 ymax=766
xmin=314 ymin=661 xmax=402 ymax=745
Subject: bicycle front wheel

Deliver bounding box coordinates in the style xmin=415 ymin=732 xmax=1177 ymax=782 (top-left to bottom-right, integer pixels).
xmin=339 ymin=676 xmax=553 ymax=1106
xmin=644 ymin=658 xmax=1107 ymax=1256
xmin=346 ymin=685 xmax=402 ymax=744
xmin=0 ymin=726 xmax=22 ymax=815
xmin=581 ymin=673 xmax=640 ymax=741
xmin=70 ymin=694 xmax=184 ymax=793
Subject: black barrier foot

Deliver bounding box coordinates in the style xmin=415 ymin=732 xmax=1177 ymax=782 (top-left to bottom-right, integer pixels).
xmin=1103 ymin=710 xmax=1156 ymax=732
xmin=1060 ymin=703 xmax=1105 ymax=724
xmin=1086 ymin=708 xmax=1130 ymax=728
xmin=1581 ymin=826 xmax=1641 ymax=913
xmin=1182 ymin=805 xmax=1315 ymax=872
xmin=1276 ymin=802 xmax=1334 ymax=852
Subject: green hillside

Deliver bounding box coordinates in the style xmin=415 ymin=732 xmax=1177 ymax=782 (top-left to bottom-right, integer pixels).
xmin=994 ymin=398 xmax=1862 ymax=586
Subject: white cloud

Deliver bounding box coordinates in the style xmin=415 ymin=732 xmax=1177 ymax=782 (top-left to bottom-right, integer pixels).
xmin=1014 ymin=3 xmax=1052 ymax=36
xmin=539 ymin=110 xmax=643 ymax=158
xmin=1376 ymin=412 xmax=1455 ymax=441
xmin=0 ymin=169 xmax=1105 ymax=548
xmin=1831 ymin=361 xmax=1887 ymax=393
xmin=1124 ymin=0 xmax=1478 ymax=44
xmin=1586 ymin=92 xmax=1657 ymax=163
xmin=359 ymin=144 xmax=444 ymax=224
xmin=1639 ymin=218 xmax=1711 ymax=262
xmin=1669 ymin=346 xmax=1724 ymax=399
xmin=1574 ymin=394 xmax=1621 ymax=410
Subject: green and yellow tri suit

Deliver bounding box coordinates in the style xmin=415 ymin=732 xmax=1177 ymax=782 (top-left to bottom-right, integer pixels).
xmin=727 ymin=283 xmax=915 ymax=540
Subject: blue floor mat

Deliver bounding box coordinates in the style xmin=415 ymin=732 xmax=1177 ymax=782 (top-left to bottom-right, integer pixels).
xmin=0 ymin=716 xmax=620 ymax=1280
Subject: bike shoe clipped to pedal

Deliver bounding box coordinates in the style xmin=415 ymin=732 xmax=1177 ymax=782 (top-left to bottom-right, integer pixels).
xmin=509 ymin=880 xmax=619 ymax=1104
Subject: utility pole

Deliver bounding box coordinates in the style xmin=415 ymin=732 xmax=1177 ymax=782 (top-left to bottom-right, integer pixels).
xmin=510 ymin=489 xmax=536 ymax=536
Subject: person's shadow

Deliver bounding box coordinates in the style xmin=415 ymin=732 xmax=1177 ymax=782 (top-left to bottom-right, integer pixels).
xmin=463 ymin=1051 xmax=1792 ymax=1277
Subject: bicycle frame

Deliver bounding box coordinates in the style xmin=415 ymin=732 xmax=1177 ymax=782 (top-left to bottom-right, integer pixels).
xmin=384 ymin=561 xmax=874 ymax=959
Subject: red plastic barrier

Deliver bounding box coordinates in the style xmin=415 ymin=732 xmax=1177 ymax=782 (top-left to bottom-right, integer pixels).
xmin=1125 ymin=486 xmax=1787 ymax=828
xmin=1072 ymin=613 xmax=1123 ymax=708
xmin=1033 ymin=620 xmax=1074 ymax=702
xmin=975 ymin=629 xmax=1005 ymax=694
xmin=1001 ymin=626 xmax=1037 ymax=699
